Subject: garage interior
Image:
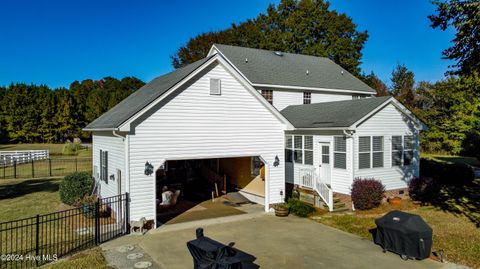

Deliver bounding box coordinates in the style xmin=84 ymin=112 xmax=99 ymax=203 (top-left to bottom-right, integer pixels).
xmin=155 ymin=156 xmax=265 ymax=226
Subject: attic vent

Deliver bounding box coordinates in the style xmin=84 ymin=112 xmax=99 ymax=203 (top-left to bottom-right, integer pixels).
xmin=274 ymin=51 xmax=283 ymax=56
xmin=210 ymin=78 xmax=221 ymax=95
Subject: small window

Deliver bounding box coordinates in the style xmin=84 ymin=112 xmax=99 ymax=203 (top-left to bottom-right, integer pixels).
xmin=358 ymin=136 xmax=371 ymax=169
xmin=352 ymin=94 xmax=366 ymax=100
xmin=372 ymin=136 xmax=384 ymax=168
xmin=303 ymin=92 xmax=311 ymax=104
xmin=294 ymin=135 xmax=303 ymax=164
xmin=210 ymin=78 xmax=221 ymax=95
xmin=321 ymin=145 xmax=330 ymax=164
xmin=334 ymin=136 xmax=347 ymax=169
xmin=261 ymin=90 xmax=273 ymax=104
xmin=100 ymin=150 xmax=108 ymax=183
xmin=285 ymin=135 xmax=293 ymax=163
xmin=304 ymin=136 xmax=313 ymax=165
xmin=391 ymin=136 xmax=403 ymax=166
xmin=404 ymin=136 xmax=414 ymax=166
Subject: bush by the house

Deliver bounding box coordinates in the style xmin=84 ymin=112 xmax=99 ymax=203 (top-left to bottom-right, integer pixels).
xmin=408 ymin=176 xmax=440 ymax=204
xmin=351 ymin=178 xmax=385 ymax=210
xmin=62 ymin=142 xmax=85 ymax=155
xmin=287 ymin=198 xmax=315 ymax=217
xmin=75 ymin=195 xmax=97 ymax=218
xmin=60 ymin=172 xmax=93 ymax=205
xmin=420 ymin=158 xmax=475 ymax=186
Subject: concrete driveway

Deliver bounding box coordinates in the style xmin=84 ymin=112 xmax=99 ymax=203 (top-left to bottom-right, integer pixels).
xmin=103 ymin=214 xmax=459 ymax=269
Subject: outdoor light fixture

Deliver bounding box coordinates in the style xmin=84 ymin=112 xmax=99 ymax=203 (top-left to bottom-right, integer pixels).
xmin=144 ymin=161 xmax=154 ymax=176
xmin=273 ymin=155 xmax=280 ymax=167
xmin=109 ymin=174 xmax=115 ymax=181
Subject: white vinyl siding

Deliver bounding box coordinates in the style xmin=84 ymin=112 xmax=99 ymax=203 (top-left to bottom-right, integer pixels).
xmin=128 ymin=63 xmax=286 ymax=221
xmin=354 ymin=104 xmax=420 ymax=191
xmin=92 ymin=132 xmax=125 ymax=198
xmin=269 ymin=90 xmax=359 ymax=111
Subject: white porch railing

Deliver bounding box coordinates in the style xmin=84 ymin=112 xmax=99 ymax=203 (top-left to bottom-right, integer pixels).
xmin=299 ymin=167 xmax=333 ymax=211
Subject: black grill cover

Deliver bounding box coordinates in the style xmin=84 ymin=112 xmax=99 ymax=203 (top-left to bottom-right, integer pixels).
xmin=375 ymin=210 xmax=432 ymax=260
xmin=187 ymin=236 xmax=256 ymax=269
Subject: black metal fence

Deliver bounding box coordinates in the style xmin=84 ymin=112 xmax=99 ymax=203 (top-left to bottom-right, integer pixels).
xmin=0 ymin=193 xmax=130 ymax=268
xmin=0 ymin=158 xmax=92 ymax=179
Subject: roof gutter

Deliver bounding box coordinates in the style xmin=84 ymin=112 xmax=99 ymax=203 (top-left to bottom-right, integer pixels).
xmin=292 ymin=127 xmax=355 ymax=131
xmin=252 ymin=83 xmax=376 ymax=95
xmin=82 ymin=127 xmax=119 ymax=132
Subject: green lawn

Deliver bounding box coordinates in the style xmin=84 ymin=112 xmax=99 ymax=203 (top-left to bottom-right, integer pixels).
xmin=0 ymin=177 xmax=66 ymax=222
xmin=421 ymin=153 xmax=480 ymax=167
xmin=42 ymin=248 xmax=111 ymax=269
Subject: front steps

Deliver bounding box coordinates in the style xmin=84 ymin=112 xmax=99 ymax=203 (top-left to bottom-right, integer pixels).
xmin=297 ymin=187 xmax=350 ymax=213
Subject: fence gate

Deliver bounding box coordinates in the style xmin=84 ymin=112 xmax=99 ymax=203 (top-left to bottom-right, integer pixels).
xmin=0 ymin=193 xmax=130 ymax=268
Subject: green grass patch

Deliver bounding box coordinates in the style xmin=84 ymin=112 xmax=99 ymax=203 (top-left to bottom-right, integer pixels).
xmin=316 ymin=206 xmax=480 ymax=268
xmin=421 ymin=153 xmax=480 ymax=167
xmin=41 ymin=247 xmax=111 ymax=269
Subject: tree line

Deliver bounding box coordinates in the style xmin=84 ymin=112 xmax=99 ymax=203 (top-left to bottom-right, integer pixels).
xmin=0 ymin=77 xmax=145 ymax=143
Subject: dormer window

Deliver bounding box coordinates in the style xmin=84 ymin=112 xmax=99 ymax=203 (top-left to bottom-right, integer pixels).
xmin=210 ymin=78 xmax=221 ymax=95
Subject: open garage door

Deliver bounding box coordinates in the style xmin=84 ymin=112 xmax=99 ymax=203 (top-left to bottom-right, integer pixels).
xmin=155 ymin=156 xmax=265 ymax=226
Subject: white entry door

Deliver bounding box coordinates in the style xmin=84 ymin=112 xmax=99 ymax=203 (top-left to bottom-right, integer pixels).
xmin=319 ymin=143 xmax=331 ymax=185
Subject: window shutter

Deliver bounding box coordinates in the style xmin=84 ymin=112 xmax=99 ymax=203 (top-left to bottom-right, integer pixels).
xmin=105 ymin=151 xmax=108 ymax=183
xmin=99 ymin=150 xmax=103 ymax=181
xmin=210 ymin=78 xmax=221 ymax=95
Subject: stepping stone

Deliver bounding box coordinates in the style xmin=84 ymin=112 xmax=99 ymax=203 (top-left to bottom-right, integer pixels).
xmin=127 ymin=253 xmax=144 ymax=260
xmin=117 ymin=245 xmax=135 ymax=253
xmin=134 ymin=261 xmax=153 ymax=268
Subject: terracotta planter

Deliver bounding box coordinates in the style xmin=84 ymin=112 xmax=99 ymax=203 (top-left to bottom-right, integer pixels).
xmin=388 ymin=197 xmax=402 ymax=206
xmin=275 ymin=206 xmax=289 ymax=217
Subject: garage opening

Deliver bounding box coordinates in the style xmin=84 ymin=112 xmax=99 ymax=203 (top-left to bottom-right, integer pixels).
xmin=155 ymin=156 xmax=265 ymax=226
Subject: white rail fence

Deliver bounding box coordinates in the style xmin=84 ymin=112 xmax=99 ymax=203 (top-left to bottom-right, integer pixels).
xmin=299 ymin=167 xmax=333 ymax=211
xmin=0 ymin=150 xmax=49 ymax=166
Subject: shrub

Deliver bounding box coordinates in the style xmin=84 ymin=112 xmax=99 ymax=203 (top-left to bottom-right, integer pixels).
xmin=408 ymin=176 xmax=440 ymax=204
xmin=60 ymin=172 xmax=93 ymax=205
xmin=287 ymin=198 xmax=315 ymax=217
xmin=62 ymin=142 xmax=84 ymax=155
xmin=351 ymin=178 xmax=385 ymax=210
xmin=420 ymin=158 xmax=475 ymax=186
xmin=75 ymin=195 xmax=97 ymax=218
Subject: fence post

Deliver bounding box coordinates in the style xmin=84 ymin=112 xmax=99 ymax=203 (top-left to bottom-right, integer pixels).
xmin=125 ymin=192 xmax=130 ymax=234
xmin=13 ymin=160 xmax=16 ymax=179
xmin=95 ymin=198 xmax=100 ymax=245
xmin=32 ymin=160 xmax=35 ymax=178
xmin=49 ymin=158 xmax=52 ymax=177
xmin=35 ymin=214 xmax=40 ymax=267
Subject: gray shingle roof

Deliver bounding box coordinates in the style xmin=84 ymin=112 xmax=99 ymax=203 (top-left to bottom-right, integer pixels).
xmin=280 ymin=96 xmax=392 ymax=128
xmin=214 ymin=44 xmax=376 ymax=93
xmin=84 ymin=56 xmax=213 ymax=130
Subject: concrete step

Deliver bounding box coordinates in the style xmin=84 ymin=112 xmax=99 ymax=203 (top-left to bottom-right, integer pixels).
xmin=331 ymin=207 xmax=349 ymax=213
xmin=333 ymin=197 xmax=342 ymax=203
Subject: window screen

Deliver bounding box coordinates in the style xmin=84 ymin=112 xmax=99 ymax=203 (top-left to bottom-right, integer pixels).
xmin=392 ymin=136 xmax=402 ymax=166
xmin=322 ymin=145 xmax=330 ymax=164
xmin=210 ymin=78 xmax=221 ymax=95
xmin=304 ymin=136 xmax=313 ymax=165
xmin=372 ymin=136 xmax=384 ymax=168
xmin=404 ymin=135 xmax=414 ymax=166
xmin=358 ymin=136 xmax=371 ymax=169
xmin=334 ymin=137 xmax=346 ymax=169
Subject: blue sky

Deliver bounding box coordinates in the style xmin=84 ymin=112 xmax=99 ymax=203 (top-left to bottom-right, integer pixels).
xmin=0 ymin=0 xmax=454 ymax=89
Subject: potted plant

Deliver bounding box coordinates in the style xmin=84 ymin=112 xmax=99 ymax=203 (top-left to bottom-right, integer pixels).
xmin=388 ymin=196 xmax=402 ymax=206
xmin=274 ymin=203 xmax=289 ymax=217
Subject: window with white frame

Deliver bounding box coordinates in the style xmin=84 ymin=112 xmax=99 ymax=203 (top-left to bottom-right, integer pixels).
xmin=303 ymin=92 xmax=311 ymax=104
xmin=304 ymin=136 xmax=313 ymax=165
xmin=358 ymin=136 xmax=371 ymax=169
xmin=391 ymin=136 xmax=403 ymax=166
xmin=285 ymin=135 xmax=293 ymax=163
xmin=334 ymin=136 xmax=346 ymax=169
xmin=404 ymin=135 xmax=414 ymax=165
xmin=261 ymin=90 xmax=273 ymax=104
xmin=294 ymin=135 xmax=303 ymax=164
xmin=321 ymin=145 xmax=330 ymax=164
xmin=100 ymin=150 xmax=108 ymax=183
xmin=372 ymin=136 xmax=384 ymax=168
xmin=359 ymin=136 xmax=384 ymax=169
xmin=210 ymin=78 xmax=221 ymax=95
